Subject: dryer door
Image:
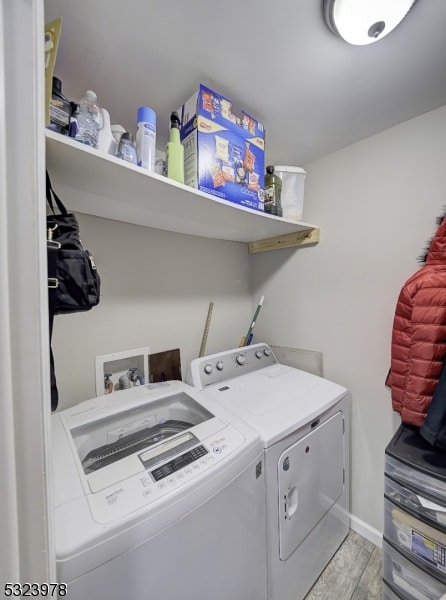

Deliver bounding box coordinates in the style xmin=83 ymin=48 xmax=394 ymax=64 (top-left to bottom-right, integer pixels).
xmin=278 ymin=411 xmax=345 ymax=561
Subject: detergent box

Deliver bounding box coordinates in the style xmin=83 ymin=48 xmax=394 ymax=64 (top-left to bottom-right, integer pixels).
xmin=176 ymin=84 xmax=265 ymax=212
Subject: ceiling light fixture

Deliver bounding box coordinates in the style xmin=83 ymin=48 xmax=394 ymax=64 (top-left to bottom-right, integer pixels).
xmin=323 ymin=0 xmax=417 ymax=45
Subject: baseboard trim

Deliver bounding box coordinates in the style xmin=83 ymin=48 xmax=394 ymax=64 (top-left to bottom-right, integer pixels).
xmin=349 ymin=514 xmax=383 ymax=548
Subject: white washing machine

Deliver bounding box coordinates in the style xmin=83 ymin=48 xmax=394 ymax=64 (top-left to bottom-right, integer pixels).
xmin=51 ymin=380 xmax=267 ymax=600
xmin=186 ymin=343 xmax=350 ymax=600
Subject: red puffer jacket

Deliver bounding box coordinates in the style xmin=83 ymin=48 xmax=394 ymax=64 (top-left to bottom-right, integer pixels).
xmin=388 ymin=213 xmax=446 ymax=426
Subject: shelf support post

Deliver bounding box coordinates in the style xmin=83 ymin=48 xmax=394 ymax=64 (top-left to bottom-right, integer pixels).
xmin=248 ymin=227 xmax=320 ymax=254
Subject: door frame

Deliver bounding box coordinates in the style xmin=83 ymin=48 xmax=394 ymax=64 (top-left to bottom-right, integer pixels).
xmin=0 ymin=0 xmax=55 ymax=582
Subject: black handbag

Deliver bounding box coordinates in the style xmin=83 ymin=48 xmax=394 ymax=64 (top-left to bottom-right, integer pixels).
xmin=46 ymin=171 xmax=101 ymax=410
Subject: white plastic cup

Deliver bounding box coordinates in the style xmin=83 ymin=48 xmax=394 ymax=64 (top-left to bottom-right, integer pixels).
xmin=274 ymin=166 xmax=306 ymax=222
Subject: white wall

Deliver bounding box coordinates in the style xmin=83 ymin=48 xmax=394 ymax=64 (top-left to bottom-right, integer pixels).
xmin=52 ymin=217 xmax=252 ymax=410
xmin=252 ymin=105 xmax=446 ymax=534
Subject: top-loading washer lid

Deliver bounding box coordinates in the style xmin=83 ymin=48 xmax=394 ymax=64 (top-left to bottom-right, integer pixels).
xmin=69 ymin=390 xmax=213 ymax=478
xmin=196 ymin=363 xmax=348 ymax=447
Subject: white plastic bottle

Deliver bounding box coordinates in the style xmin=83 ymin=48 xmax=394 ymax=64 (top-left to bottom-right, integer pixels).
xmin=96 ymin=108 xmax=116 ymax=155
xmin=136 ymin=106 xmax=156 ymax=171
xmin=75 ymin=90 xmax=102 ymax=148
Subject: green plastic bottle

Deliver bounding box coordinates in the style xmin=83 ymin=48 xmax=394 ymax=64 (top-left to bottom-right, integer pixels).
xmin=264 ymin=165 xmax=282 ymax=216
xmin=166 ymin=111 xmax=184 ymax=184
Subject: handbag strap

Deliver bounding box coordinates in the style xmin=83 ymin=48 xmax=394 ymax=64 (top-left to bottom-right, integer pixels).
xmin=46 ymin=170 xmax=68 ymax=215
xmin=47 ymin=241 xmax=59 ymax=292
xmin=46 ymin=169 xmax=67 ymax=412
xmin=48 ymin=288 xmax=59 ymax=411
xmin=47 ymin=240 xmax=59 ymax=411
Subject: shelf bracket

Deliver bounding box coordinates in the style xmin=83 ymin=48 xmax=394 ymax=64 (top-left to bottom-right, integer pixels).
xmin=248 ymin=227 xmax=320 ymax=254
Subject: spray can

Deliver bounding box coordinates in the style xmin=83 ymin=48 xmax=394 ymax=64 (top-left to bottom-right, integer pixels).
xmin=136 ymin=106 xmax=156 ymax=171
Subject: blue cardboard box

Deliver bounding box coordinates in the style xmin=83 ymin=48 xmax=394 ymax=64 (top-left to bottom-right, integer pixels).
xmin=176 ymin=84 xmax=265 ymax=212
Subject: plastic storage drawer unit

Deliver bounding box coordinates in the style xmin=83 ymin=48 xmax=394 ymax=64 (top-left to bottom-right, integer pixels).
xmin=385 ymin=498 xmax=446 ymax=580
xmin=382 ymin=582 xmax=406 ymax=600
xmin=383 ymin=539 xmax=446 ymax=600
xmin=384 ymin=425 xmax=446 ymax=599
xmin=385 ymin=476 xmax=446 ymax=530
xmin=385 ymin=426 xmax=446 ymax=505
xmin=382 ymin=582 xmax=404 ymax=600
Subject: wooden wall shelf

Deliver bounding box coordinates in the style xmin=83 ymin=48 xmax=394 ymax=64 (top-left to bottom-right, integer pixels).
xmin=46 ymin=131 xmax=319 ymax=253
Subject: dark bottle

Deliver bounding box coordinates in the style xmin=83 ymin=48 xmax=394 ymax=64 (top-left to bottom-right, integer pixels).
xmin=48 ymin=77 xmax=72 ymax=135
xmin=264 ymin=165 xmax=282 ymax=216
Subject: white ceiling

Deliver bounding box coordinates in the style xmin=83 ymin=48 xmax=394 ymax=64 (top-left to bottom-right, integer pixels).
xmin=45 ymin=0 xmax=446 ymax=167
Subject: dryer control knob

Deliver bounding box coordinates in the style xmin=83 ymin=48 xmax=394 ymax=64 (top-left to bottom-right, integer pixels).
xmin=236 ymin=354 xmax=246 ymax=365
xmin=204 ymin=364 xmax=213 ymax=375
xmin=216 ymin=361 xmax=224 ymax=371
xmin=255 ymin=350 xmax=263 ymax=359
xmin=263 ymin=348 xmax=271 ymax=357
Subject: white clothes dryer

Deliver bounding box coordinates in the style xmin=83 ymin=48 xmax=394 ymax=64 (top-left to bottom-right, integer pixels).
xmin=186 ymin=343 xmax=350 ymax=600
xmin=51 ymin=380 xmax=267 ymax=600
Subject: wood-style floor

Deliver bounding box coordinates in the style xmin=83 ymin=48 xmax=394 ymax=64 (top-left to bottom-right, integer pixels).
xmin=304 ymin=530 xmax=383 ymax=600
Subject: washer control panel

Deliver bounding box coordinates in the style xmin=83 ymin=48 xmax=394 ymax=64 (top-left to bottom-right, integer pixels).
xmin=188 ymin=343 xmax=277 ymax=389
xmin=87 ymin=425 xmax=244 ymax=524
xmin=151 ymin=445 xmax=208 ymax=481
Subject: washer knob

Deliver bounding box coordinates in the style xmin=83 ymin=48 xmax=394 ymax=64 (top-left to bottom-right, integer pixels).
xmin=255 ymin=350 xmax=263 ymax=359
xmin=204 ymin=364 xmax=213 ymax=375
xmin=263 ymin=348 xmax=271 ymax=357
xmin=236 ymin=354 xmax=246 ymax=365
xmin=216 ymin=361 xmax=224 ymax=371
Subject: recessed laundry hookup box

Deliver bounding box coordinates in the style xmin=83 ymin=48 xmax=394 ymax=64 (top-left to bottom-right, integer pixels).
xmin=95 ymin=346 xmax=150 ymax=396
xmin=176 ymin=84 xmax=265 ymax=212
